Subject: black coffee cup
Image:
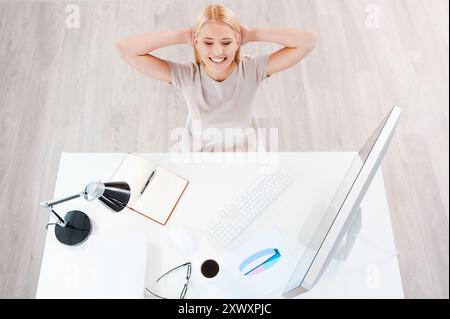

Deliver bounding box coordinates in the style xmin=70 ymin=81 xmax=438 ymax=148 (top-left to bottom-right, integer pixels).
xmin=201 ymin=259 xmax=219 ymax=278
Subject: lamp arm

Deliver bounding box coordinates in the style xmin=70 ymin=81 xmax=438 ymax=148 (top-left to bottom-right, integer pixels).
xmin=48 ymin=208 xmax=67 ymax=226
xmin=40 ymin=192 xmax=84 ymax=227
xmin=40 ymin=192 xmax=83 ymax=208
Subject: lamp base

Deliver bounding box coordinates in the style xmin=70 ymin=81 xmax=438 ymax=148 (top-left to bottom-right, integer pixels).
xmin=55 ymin=210 xmax=91 ymax=246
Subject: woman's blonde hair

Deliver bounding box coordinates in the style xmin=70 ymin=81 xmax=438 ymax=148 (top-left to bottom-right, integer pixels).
xmin=193 ymin=4 xmax=241 ymax=65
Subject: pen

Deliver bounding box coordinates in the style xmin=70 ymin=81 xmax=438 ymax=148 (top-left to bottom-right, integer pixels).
xmin=140 ymin=170 xmax=155 ymax=195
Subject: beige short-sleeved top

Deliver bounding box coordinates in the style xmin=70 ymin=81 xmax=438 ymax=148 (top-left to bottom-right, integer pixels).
xmin=167 ymin=54 xmax=271 ymax=152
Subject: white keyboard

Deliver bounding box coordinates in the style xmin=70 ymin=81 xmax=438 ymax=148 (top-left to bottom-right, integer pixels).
xmin=208 ymin=167 xmax=292 ymax=247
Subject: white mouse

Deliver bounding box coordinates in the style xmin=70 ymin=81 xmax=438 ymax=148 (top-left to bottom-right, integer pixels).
xmin=168 ymin=227 xmax=197 ymax=254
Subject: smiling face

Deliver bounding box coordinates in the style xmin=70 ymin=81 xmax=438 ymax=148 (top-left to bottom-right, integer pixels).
xmin=195 ymin=20 xmax=240 ymax=77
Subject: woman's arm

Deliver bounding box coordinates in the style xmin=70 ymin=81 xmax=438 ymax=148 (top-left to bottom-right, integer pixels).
xmin=116 ymin=29 xmax=192 ymax=82
xmin=241 ymin=26 xmax=317 ymax=76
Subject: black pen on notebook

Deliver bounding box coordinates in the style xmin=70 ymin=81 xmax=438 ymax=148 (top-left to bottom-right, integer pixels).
xmin=140 ymin=170 xmax=156 ymax=195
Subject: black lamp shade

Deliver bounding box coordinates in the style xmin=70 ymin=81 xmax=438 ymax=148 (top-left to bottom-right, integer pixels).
xmin=98 ymin=181 xmax=131 ymax=212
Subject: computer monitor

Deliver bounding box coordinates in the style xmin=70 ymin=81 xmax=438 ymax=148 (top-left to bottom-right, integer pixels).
xmin=282 ymin=106 xmax=402 ymax=298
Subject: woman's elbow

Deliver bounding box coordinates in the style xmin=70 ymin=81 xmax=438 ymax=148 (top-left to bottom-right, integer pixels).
xmin=116 ymin=39 xmax=137 ymax=57
xmin=116 ymin=40 xmax=128 ymax=56
xmin=307 ymin=32 xmax=318 ymax=51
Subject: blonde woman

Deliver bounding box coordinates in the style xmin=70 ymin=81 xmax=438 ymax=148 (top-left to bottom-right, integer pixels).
xmin=116 ymin=4 xmax=317 ymax=152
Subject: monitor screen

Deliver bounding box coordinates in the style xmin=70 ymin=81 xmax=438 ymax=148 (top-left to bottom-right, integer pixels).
xmin=283 ymin=109 xmax=394 ymax=295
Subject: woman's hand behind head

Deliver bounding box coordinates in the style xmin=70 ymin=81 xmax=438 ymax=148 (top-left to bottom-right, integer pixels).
xmin=239 ymin=24 xmax=253 ymax=46
xmin=183 ymin=27 xmax=194 ymax=47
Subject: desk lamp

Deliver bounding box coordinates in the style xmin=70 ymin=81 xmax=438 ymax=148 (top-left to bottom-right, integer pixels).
xmin=40 ymin=181 xmax=131 ymax=246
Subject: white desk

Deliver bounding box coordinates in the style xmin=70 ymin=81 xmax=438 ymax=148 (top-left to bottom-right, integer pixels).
xmin=36 ymin=152 xmax=404 ymax=299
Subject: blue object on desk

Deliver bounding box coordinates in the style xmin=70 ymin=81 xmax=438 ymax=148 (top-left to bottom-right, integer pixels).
xmin=239 ymin=248 xmax=281 ymax=276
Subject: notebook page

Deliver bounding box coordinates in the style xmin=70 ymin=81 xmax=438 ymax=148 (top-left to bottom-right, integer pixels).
xmin=133 ymin=167 xmax=188 ymax=224
xmin=110 ymin=154 xmax=157 ymax=205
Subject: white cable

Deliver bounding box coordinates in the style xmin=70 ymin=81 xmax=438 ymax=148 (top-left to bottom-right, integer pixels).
xmin=353 ymin=233 xmax=399 ymax=256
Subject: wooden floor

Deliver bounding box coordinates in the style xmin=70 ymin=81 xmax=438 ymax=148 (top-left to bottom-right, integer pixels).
xmin=0 ymin=0 xmax=448 ymax=298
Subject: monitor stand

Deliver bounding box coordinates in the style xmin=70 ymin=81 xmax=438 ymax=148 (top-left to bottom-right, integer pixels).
xmin=334 ymin=207 xmax=398 ymax=261
xmin=334 ymin=207 xmax=362 ymax=261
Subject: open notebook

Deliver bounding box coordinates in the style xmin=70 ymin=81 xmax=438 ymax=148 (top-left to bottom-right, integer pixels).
xmin=110 ymin=153 xmax=189 ymax=225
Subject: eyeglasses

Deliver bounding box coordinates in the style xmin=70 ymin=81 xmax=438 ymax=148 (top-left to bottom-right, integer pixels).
xmin=145 ymin=262 xmax=192 ymax=299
